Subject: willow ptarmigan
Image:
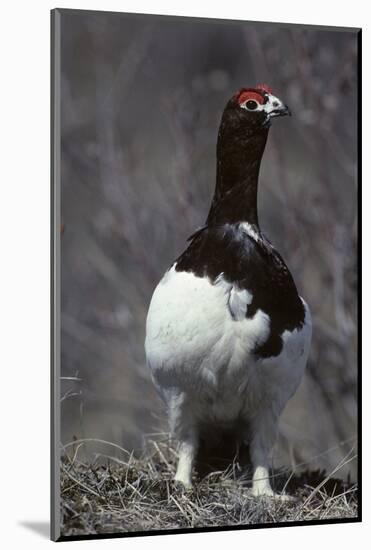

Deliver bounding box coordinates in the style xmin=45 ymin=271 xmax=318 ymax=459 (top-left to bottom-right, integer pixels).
xmin=145 ymin=85 xmax=312 ymax=498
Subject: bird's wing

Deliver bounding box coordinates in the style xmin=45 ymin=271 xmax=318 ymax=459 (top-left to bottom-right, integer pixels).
xmin=227 ymin=287 xmax=253 ymax=321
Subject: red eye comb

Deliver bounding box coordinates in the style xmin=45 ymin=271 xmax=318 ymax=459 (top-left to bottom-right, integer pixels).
xmin=237 ymin=90 xmax=265 ymax=105
xmin=256 ymin=83 xmax=273 ymax=94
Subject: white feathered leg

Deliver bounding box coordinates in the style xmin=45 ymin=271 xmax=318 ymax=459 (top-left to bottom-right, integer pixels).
xmin=168 ymin=392 xmax=198 ymax=488
xmin=249 ymin=407 xmax=295 ymax=500
xmin=249 ymin=406 xmax=279 ymax=498
xmin=174 ymin=439 xmax=197 ymax=488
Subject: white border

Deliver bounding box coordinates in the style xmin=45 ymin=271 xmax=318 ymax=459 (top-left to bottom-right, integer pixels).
xmin=0 ymin=1 xmax=368 ymax=547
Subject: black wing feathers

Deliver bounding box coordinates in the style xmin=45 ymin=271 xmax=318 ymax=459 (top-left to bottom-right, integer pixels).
xmin=176 ymin=224 xmax=305 ymax=358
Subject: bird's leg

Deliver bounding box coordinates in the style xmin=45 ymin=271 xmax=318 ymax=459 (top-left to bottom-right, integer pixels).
xmin=250 ymin=424 xmax=274 ymax=497
xmin=251 ymin=463 xmax=274 ymax=497
xmin=174 ymin=437 xmax=197 ymax=488
xmin=168 ymin=392 xmax=198 ymax=488
xmin=249 ymin=406 xmax=291 ymax=499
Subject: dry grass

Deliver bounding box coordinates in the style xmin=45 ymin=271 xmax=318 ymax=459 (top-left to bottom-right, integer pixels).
xmin=60 ymin=438 xmax=358 ymax=537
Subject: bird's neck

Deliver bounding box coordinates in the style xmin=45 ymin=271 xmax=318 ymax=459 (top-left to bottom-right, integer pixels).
xmin=206 ymin=122 xmax=269 ymax=228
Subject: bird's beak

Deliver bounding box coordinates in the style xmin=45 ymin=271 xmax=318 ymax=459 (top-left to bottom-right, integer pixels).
xmin=261 ymin=94 xmax=292 ymax=128
xmin=269 ymin=102 xmax=291 ymax=118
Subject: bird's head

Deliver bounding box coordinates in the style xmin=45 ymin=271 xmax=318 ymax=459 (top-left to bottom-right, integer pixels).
xmin=223 ymin=84 xmax=291 ymax=133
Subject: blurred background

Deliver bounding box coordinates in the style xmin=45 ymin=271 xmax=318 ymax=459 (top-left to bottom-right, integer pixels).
xmin=60 ymin=10 xmax=358 ymax=479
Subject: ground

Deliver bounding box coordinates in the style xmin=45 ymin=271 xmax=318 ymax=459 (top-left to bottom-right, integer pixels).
xmin=60 ymin=438 xmax=358 ymax=537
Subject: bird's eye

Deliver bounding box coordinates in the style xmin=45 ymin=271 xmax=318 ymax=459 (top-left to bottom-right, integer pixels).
xmin=245 ymin=100 xmax=259 ymax=111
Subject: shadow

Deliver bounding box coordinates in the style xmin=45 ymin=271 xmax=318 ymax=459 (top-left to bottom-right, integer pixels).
xmin=194 ymin=430 xmax=356 ymax=500
xmin=18 ymin=521 xmax=50 ymax=539
xmin=196 ymin=430 xmax=251 ymax=479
